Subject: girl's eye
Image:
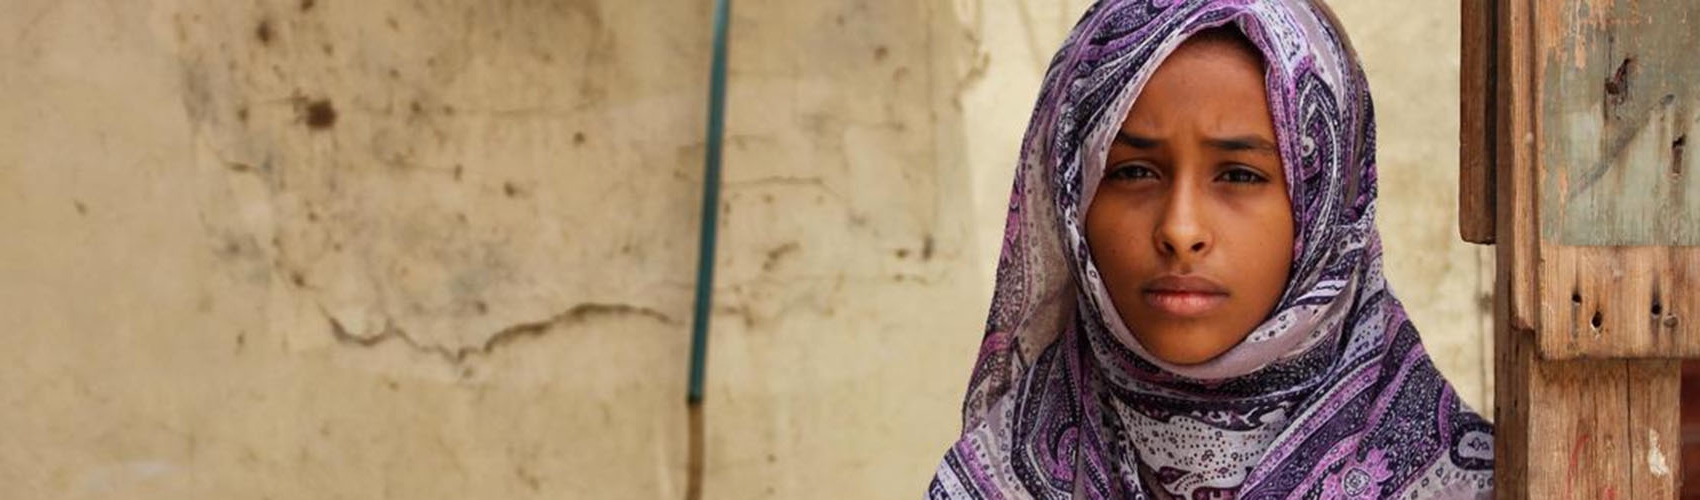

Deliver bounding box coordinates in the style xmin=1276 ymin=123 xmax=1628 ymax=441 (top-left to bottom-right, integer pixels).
xmin=1218 ymin=167 xmax=1269 ymax=184
xmin=1107 ymin=164 xmax=1159 ymax=182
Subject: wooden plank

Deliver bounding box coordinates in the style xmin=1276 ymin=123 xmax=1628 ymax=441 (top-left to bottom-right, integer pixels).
xmin=1538 ymin=246 xmax=1700 ymax=358
xmin=1496 ymin=318 xmax=1681 ymax=498
xmin=1493 ymin=0 xmax=1692 ymax=497
xmin=1460 ymin=0 xmax=1497 ymax=244
xmin=1495 ymin=1 xmax=1694 ymax=496
xmin=1626 ymin=360 xmax=1680 ymax=499
xmin=1492 ymin=268 xmax=1533 ymax=500
xmin=1495 ymin=293 xmax=1638 ymax=499
xmin=1492 ymin=2 xmax=1541 ymax=495
xmin=1536 ymin=0 xmax=1700 ymax=246
xmin=1528 ymin=0 xmax=1700 ymax=358
xmin=1497 ymin=0 xmax=1539 ymax=333
xmin=1528 ymin=358 xmax=1631 ymax=499
xmin=1679 ymin=362 xmax=1700 ymax=493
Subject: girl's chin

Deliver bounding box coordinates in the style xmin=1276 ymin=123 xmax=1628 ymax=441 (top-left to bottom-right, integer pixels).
xmin=1146 ymin=347 xmax=1231 ymax=366
xmin=1126 ymin=325 xmax=1243 ymax=365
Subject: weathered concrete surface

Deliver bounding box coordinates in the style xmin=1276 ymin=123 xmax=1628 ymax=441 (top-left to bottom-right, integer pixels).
xmin=696 ymin=1 xmax=989 ymax=497
xmin=3 ymin=1 xmax=703 ymax=497
xmin=0 ymin=0 xmax=1489 ymax=498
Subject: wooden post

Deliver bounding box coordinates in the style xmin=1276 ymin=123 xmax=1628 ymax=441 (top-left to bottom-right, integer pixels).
xmin=1463 ymin=0 xmax=1697 ymax=497
xmin=1460 ymin=0 xmax=1497 ymax=244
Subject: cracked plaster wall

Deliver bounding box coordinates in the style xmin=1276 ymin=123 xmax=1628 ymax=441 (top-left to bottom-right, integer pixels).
xmin=0 ymin=0 xmax=1486 ymax=498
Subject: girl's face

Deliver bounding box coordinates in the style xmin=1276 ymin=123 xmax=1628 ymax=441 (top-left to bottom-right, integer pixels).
xmin=1085 ymin=34 xmax=1295 ymax=366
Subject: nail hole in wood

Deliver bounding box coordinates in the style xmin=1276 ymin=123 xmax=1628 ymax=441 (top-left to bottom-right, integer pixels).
xmin=1571 ymin=291 xmax=1582 ymax=305
xmin=1590 ymin=311 xmax=1603 ymax=329
xmin=1673 ymin=134 xmax=1686 ymax=175
xmin=1605 ymin=57 xmax=1634 ymax=98
xmin=1652 ymin=301 xmax=1664 ymax=317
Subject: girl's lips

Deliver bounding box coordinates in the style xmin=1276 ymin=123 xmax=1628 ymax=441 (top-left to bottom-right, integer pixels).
xmin=1142 ymin=290 xmax=1229 ymax=317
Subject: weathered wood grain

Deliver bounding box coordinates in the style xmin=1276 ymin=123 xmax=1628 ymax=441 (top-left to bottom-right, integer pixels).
xmin=1529 ymin=0 xmax=1700 ymax=359
xmin=1538 ymin=246 xmax=1700 ymax=358
xmin=1492 ymin=273 xmax=1533 ymax=500
xmin=1536 ymin=0 xmax=1699 ymax=246
xmin=1497 ymin=0 xmax=1540 ymax=333
xmin=1461 ymin=0 xmax=1497 ymax=244
xmin=1490 ymin=0 xmax=1693 ymax=498
xmin=1495 ymin=316 xmax=1682 ymax=498
xmin=1627 ymin=360 xmax=1681 ymax=499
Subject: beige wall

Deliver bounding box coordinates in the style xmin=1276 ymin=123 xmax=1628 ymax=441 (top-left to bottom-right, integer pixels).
xmin=1327 ymin=1 xmax=1496 ymax=415
xmin=0 ymin=0 xmax=1487 ymax=498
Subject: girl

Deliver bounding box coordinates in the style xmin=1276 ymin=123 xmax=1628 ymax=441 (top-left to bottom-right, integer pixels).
xmin=929 ymin=1 xmax=1494 ymax=498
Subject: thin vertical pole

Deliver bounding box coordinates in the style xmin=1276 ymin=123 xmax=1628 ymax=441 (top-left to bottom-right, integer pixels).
xmin=686 ymin=0 xmax=731 ymax=498
xmin=689 ymin=0 xmax=731 ymax=408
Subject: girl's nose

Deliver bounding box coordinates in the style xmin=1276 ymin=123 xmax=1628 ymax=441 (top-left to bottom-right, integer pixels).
xmin=1154 ymin=189 xmax=1213 ymax=260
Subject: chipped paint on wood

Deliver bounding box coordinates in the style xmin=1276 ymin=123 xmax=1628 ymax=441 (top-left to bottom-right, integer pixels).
xmin=1647 ymin=429 xmax=1670 ymax=477
xmin=1539 ymin=0 xmax=1700 ymax=245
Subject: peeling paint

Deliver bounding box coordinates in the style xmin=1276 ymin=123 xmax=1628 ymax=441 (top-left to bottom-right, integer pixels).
xmin=1648 ymin=429 xmax=1671 ymax=477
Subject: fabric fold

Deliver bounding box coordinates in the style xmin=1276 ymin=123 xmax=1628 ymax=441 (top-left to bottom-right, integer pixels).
xmin=929 ymin=1 xmax=1494 ymax=498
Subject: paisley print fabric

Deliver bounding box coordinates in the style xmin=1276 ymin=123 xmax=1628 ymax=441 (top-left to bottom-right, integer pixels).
xmin=928 ymin=1 xmax=1494 ymax=498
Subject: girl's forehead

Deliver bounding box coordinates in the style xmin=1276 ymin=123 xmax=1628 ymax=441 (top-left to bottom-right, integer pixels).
xmin=1121 ymin=51 xmax=1275 ymax=133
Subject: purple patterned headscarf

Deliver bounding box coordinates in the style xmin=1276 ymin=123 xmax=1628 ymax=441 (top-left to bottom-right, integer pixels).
xmin=928 ymin=0 xmax=1494 ymax=498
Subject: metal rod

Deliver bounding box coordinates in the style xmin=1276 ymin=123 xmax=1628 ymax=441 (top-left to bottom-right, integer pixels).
xmin=688 ymin=0 xmax=731 ymax=407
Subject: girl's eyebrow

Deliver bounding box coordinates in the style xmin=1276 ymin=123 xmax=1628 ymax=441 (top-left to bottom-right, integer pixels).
xmin=1205 ymin=136 xmax=1279 ymax=154
xmin=1115 ymin=131 xmax=1161 ymax=149
xmin=1116 ymin=131 xmax=1279 ymax=155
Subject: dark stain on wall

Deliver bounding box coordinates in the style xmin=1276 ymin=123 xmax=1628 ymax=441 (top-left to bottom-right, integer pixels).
xmin=255 ymin=18 xmax=274 ymax=45
xmin=298 ymin=98 xmax=337 ymax=129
